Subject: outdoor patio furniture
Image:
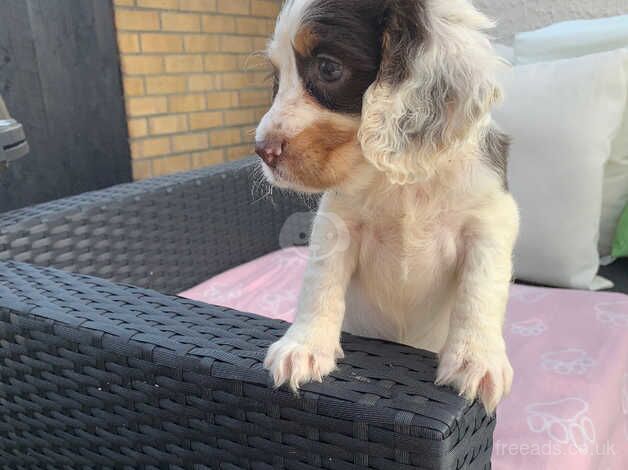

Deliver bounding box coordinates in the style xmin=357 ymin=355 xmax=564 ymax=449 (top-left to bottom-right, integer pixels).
xmin=0 ymin=158 xmax=495 ymax=469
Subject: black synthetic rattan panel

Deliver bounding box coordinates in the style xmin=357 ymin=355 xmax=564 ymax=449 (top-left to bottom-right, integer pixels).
xmin=0 ymin=158 xmax=312 ymax=294
xmin=0 ymin=261 xmax=495 ymax=469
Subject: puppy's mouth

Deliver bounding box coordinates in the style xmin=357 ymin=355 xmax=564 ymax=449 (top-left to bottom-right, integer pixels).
xmin=258 ymin=156 xmax=322 ymax=194
xmin=259 ymin=158 xmax=287 ymax=185
xmin=257 ymin=120 xmax=362 ymax=193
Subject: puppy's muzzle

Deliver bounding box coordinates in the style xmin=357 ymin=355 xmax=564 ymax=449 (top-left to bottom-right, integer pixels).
xmin=255 ymin=138 xmax=285 ymax=168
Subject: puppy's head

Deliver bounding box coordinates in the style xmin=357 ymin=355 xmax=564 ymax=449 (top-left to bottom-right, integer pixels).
xmin=256 ymin=0 xmax=502 ymax=191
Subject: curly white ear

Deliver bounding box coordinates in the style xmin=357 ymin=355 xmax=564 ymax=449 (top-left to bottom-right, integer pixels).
xmin=359 ymin=0 xmax=504 ymax=184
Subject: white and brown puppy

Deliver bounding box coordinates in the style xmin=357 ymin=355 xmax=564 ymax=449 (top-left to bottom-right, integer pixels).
xmin=257 ymin=0 xmax=519 ymax=413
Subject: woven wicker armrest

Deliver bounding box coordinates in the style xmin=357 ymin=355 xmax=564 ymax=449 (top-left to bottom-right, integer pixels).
xmin=0 ymin=158 xmax=310 ymax=294
xmin=0 ymin=261 xmax=495 ymax=469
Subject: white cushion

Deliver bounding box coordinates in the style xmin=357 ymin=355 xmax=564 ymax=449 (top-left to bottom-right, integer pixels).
xmin=493 ymin=43 xmax=514 ymax=63
xmin=513 ymin=16 xmax=628 ymax=256
xmin=494 ymin=50 xmax=628 ymax=289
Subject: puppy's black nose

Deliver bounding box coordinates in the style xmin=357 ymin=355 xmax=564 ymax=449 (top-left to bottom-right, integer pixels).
xmin=255 ymin=139 xmax=285 ymax=168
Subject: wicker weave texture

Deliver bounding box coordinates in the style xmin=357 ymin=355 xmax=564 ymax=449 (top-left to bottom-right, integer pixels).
xmin=0 ymin=261 xmax=495 ymax=469
xmin=0 ymin=159 xmax=311 ymax=294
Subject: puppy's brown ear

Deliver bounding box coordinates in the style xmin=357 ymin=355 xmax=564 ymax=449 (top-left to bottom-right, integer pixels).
xmin=359 ymin=0 xmax=503 ymax=184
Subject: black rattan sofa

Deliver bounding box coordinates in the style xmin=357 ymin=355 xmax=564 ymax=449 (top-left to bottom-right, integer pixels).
xmin=0 ymin=158 xmax=495 ymax=469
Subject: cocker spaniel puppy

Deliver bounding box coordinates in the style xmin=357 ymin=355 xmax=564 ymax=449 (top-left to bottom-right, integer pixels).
xmin=256 ymin=0 xmax=519 ymax=413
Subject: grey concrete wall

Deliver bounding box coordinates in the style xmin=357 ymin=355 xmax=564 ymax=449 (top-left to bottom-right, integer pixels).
xmin=475 ymin=0 xmax=627 ymax=43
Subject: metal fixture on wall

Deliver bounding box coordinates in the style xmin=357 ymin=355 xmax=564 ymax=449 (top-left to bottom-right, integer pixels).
xmin=0 ymin=96 xmax=28 ymax=171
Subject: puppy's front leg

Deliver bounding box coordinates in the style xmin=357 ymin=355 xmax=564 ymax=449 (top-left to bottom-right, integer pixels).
xmin=264 ymin=201 xmax=358 ymax=391
xmin=436 ymin=195 xmax=519 ymax=414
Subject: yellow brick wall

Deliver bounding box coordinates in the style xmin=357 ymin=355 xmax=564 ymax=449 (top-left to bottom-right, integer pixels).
xmin=113 ymin=0 xmax=281 ymax=179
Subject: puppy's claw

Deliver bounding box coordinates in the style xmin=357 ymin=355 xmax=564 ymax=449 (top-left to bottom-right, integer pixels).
xmin=264 ymin=336 xmax=339 ymax=392
xmin=436 ymin=345 xmax=513 ymax=415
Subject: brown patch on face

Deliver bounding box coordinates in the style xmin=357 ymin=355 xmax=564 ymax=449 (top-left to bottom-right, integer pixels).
xmin=294 ymin=25 xmax=318 ymax=56
xmin=281 ymin=119 xmax=362 ymax=190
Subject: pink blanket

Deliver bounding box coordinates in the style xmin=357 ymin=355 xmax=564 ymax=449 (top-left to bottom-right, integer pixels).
xmin=181 ymin=248 xmax=628 ymax=469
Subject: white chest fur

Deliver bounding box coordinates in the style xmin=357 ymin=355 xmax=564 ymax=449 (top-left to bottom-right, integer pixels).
xmin=324 ymin=168 xmax=471 ymax=350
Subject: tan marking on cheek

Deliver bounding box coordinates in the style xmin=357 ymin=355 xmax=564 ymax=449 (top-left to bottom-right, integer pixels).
xmin=294 ymin=25 xmax=318 ymax=56
xmin=284 ymin=120 xmax=362 ymax=190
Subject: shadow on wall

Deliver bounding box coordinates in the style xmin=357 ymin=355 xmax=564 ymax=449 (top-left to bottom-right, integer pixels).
xmin=475 ymin=0 xmax=627 ymax=44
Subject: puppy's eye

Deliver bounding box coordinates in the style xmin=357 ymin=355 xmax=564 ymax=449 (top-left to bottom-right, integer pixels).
xmin=317 ymin=56 xmax=343 ymax=82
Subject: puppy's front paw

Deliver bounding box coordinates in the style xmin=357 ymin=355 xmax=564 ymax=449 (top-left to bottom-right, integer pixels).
xmin=263 ymin=336 xmax=342 ymax=391
xmin=436 ymin=341 xmax=513 ymax=415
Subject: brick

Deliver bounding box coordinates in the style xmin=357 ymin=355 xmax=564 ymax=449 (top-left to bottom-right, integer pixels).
xmin=201 ymin=14 xmax=236 ymax=33
xmin=161 ymin=12 xmax=201 ymax=31
xmin=217 ymin=0 xmax=250 ymax=15
xmin=184 ymin=34 xmax=220 ymax=52
xmin=132 ymin=160 xmax=153 ymax=180
xmin=153 ymin=155 xmax=192 ymax=176
xmin=204 ymin=54 xmax=238 ymax=72
xmin=230 ymin=70 xmax=269 ymax=90
xmin=220 ymin=35 xmax=253 ymax=53
xmin=179 ymin=0 xmax=217 ymax=12
xmin=123 ymin=77 xmax=145 ymax=97
xmin=252 ymin=71 xmax=270 ymax=83
xmin=164 ymin=54 xmax=204 ymax=72
xmin=252 ymin=37 xmax=268 ymax=50
xmin=227 ymin=144 xmax=253 ymax=160
xmin=127 ymin=96 xmax=168 ymax=116
xmin=140 ymin=33 xmax=184 ymax=53
xmin=128 ymin=118 xmax=148 ymax=138
xmin=121 ymin=55 xmax=163 ymax=74
xmin=210 ymin=128 xmax=242 ymax=146
xmin=239 ymin=89 xmax=271 ymax=106
xmin=131 ymin=137 xmax=171 ymax=158
xmin=251 ymin=0 xmax=280 ymax=18
xmin=206 ymin=91 xmax=238 ymax=109
xmin=265 ymin=19 xmax=276 ymax=33
xmin=224 ymin=109 xmax=256 ymax=126
xmin=237 ymin=53 xmax=269 ymax=70
xmin=188 ymin=74 xmax=218 ymax=91
xmin=115 ymin=10 xmax=160 ymax=31
xmin=114 ymin=0 xmax=135 ymax=6
xmin=189 ymin=111 xmax=223 ymax=130
xmin=252 ymin=106 xmax=268 ymax=120
xmin=130 ymin=143 xmax=142 ymax=159
xmin=192 ymin=149 xmax=224 ymax=167
xmin=149 ymin=114 xmax=188 ymax=135
xmin=136 ymin=0 xmax=178 ymax=8
xmin=145 ymin=75 xmax=187 ymax=94
xmin=168 ymin=93 xmax=207 ymax=112
xmin=236 ymin=17 xmax=272 ymax=35
xmin=172 ymin=132 xmax=209 ymax=152
xmin=117 ymin=33 xmax=140 ymax=53
xmin=219 ymin=72 xmax=252 ymax=90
